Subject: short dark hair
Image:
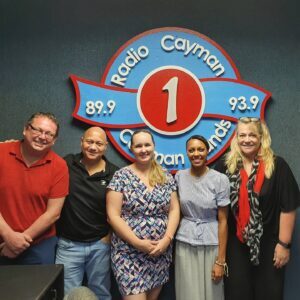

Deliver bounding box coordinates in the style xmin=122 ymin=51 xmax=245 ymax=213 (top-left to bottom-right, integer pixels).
xmin=186 ymin=135 xmax=209 ymax=151
xmin=25 ymin=112 xmax=60 ymax=137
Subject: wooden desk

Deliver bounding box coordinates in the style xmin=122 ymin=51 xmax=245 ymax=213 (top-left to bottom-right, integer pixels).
xmin=0 ymin=264 xmax=64 ymax=300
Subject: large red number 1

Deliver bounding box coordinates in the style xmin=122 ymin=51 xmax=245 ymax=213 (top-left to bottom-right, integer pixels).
xmin=163 ymin=77 xmax=178 ymax=123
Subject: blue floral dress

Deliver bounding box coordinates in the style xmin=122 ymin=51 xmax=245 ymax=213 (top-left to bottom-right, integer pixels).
xmin=107 ymin=167 xmax=177 ymax=296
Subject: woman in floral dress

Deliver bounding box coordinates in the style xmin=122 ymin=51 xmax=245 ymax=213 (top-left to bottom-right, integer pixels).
xmin=106 ymin=129 xmax=180 ymax=300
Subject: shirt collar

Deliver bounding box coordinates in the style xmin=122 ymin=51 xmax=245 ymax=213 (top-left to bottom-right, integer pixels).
xmin=9 ymin=140 xmax=52 ymax=166
xmin=75 ymin=153 xmax=109 ymax=176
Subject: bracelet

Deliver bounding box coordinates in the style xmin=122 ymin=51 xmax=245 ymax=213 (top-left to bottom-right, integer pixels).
xmin=215 ymin=260 xmax=229 ymax=277
xmin=278 ymin=239 xmax=291 ymax=249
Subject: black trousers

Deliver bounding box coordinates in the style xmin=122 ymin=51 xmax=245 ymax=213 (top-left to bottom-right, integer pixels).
xmin=224 ymin=233 xmax=284 ymax=300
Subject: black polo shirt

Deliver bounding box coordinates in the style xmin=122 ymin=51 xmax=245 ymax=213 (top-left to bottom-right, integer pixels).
xmin=56 ymin=153 xmax=119 ymax=242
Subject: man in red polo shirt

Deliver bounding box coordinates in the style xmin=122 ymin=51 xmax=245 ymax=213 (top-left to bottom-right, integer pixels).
xmin=0 ymin=112 xmax=69 ymax=264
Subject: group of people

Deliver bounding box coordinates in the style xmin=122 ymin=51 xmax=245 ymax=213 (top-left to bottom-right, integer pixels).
xmin=0 ymin=112 xmax=299 ymax=300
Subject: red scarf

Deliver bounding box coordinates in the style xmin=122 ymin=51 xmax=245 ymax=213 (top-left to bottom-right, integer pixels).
xmin=236 ymin=161 xmax=265 ymax=242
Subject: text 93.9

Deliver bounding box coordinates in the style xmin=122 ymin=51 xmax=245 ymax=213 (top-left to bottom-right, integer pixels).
xmin=229 ymin=96 xmax=259 ymax=112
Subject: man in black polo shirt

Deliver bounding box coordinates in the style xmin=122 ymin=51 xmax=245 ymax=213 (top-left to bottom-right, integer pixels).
xmin=56 ymin=127 xmax=118 ymax=300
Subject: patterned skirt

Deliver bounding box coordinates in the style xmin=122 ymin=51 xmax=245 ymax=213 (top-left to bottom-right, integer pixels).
xmin=111 ymin=234 xmax=172 ymax=296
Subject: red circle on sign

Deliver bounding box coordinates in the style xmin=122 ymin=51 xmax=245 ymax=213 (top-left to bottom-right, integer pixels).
xmin=137 ymin=66 xmax=205 ymax=135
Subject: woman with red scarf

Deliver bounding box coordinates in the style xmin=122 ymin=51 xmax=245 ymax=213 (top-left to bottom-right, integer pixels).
xmin=215 ymin=117 xmax=300 ymax=300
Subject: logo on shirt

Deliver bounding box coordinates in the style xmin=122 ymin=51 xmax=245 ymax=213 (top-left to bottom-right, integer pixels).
xmin=70 ymin=27 xmax=271 ymax=171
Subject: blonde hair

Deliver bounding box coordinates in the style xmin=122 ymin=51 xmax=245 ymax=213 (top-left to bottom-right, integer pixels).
xmin=225 ymin=119 xmax=274 ymax=178
xmin=131 ymin=129 xmax=167 ymax=186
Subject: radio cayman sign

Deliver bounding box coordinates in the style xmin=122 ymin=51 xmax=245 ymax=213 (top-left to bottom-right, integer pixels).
xmin=71 ymin=27 xmax=271 ymax=171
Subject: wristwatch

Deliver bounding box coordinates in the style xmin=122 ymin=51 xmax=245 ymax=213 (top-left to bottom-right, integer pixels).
xmin=278 ymin=239 xmax=291 ymax=249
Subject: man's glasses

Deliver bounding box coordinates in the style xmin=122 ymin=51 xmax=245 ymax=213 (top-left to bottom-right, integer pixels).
xmin=239 ymin=117 xmax=260 ymax=123
xmin=28 ymin=124 xmax=56 ymax=140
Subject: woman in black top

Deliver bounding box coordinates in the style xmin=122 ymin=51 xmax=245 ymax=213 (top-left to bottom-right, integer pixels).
xmin=215 ymin=117 xmax=300 ymax=300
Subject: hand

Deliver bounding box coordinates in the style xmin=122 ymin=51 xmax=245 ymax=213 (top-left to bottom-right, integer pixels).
xmin=3 ymin=231 xmax=32 ymax=255
xmin=273 ymin=243 xmax=290 ymax=268
xmin=135 ymin=239 xmax=158 ymax=254
xmin=100 ymin=233 xmax=111 ymax=245
xmin=0 ymin=242 xmax=4 ymax=252
xmin=211 ymin=263 xmax=224 ymax=282
xmin=149 ymin=237 xmax=171 ymax=257
xmin=0 ymin=244 xmax=19 ymax=258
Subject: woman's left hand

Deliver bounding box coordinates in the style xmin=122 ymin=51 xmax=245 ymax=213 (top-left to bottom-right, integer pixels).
xmin=149 ymin=237 xmax=170 ymax=257
xmin=211 ymin=263 xmax=224 ymax=282
xmin=273 ymin=243 xmax=290 ymax=268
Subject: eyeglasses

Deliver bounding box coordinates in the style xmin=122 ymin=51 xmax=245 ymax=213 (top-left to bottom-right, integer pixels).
xmin=239 ymin=117 xmax=260 ymax=123
xmin=28 ymin=124 xmax=56 ymax=140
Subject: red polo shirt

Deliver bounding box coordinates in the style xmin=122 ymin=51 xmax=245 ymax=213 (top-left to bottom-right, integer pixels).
xmin=0 ymin=141 xmax=69 ymax=243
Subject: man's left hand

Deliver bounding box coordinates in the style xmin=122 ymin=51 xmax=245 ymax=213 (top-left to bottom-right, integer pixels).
xmin=0 ymin=244 xmax=19 ymax=258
